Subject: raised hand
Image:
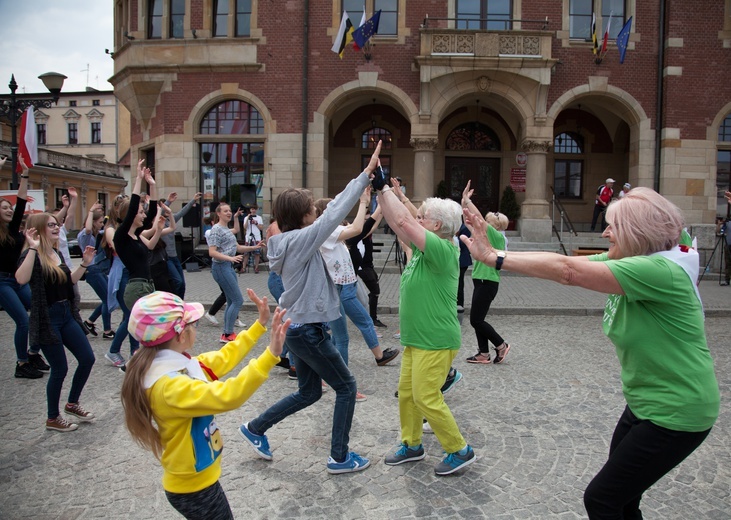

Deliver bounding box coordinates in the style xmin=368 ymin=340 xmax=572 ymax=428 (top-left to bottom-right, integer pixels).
xmin=24 ymin=227 xmax=40 ymax=249
xmin=81 ymin=245 xmax=96 ymax=266
xmin=67 ymin=187 xmax=78 ymax=199
xmin=462 ymin=180 xmax=474 ymax=207
xmin=90 ymin=201 xmax=103 ymax=212
xmin=267 ymin=307 xmax=291 ymax=358
xmin=136 ymin=159 xmax=146 ymax=179
xmin=364 ymin=140 xmax=383 ymax=176
xmin=460 ymin=208 xmax=493 ymax=264
xmin=360 ymin=185 xmax=371 ymax=205
xmin=61 ymin=194 xmax=70 ymax=208
xmin=194 ymin=192 xmax=203 ymax=201
xmin=167 ymin=192 xmax=178 ymax=204
xmin=248 ymin=288 xmax=271 ymax=328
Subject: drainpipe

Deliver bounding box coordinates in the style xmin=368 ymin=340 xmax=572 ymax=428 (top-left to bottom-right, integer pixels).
xmin=654 ymin=0 xmax=667 ymax=192
xmin=301 ymin=0 xmax=310 ymax=188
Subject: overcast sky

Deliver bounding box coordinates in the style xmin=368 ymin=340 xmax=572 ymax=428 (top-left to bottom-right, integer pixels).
xmin=0 ymin=0 xmax=114 ymax=94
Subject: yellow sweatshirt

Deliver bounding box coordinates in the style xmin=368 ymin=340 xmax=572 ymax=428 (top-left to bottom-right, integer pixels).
xmin=145 ymin=321 xmax=278 ymax=493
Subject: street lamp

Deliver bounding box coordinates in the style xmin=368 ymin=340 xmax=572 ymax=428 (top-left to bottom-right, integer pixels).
xmin=0 ymin=72 xmax=67 ymax=188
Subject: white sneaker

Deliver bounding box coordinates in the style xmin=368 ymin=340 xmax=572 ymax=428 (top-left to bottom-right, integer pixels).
xmin=235 ymin=319 xmax=246 ymax=328
xmin=204 ymin=313 xmax=219 ymax=325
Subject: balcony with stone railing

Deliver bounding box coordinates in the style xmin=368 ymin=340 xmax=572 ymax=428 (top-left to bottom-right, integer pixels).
xmin=0 ymin=141 xmax=123 ymax=178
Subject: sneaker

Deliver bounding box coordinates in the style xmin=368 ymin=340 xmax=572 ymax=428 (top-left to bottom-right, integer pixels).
xmin=721 ymin=281 xmax=730 ymax=286
xmin=204 ymin=312 xmax=219 ymax=325
xmin=46 ymin=416 xmax=78 ymax=432
xmin=220 ymin=333 xmax=237 ymax=343
xmin=441 ymin=368 xmax=463 ymax=395
xmin=64 ymin=403 xmax=95 ymax=422
xmin=384 ymin=443 xmax=426 ymax=466
xmin=456 ymin=305 xmax=464 ymax=313
xmin=327 ymin=451 xmax=371 ymax=474
xmin=288 ymin=366 xmax=297 ymax=380
xmin=493 ymin=343 xmax=511 ymax=364
xmin=393 ymin=332 xmax=401 ymax=340
xmin=15 ymin=362 xmax=43 ymax=379
xmin=102 ymin=330 xmax=115 ymax=339
xmin=28 ymin=353 xmax=50 ymax=371
xmin=376 ymin=348 xmax=400 ymax=366
xmin=376 ymin=331 xmax=383 ymax=339
xmin=356 ymin=391 xmax=367 ymax=402
xmin=434 ymin=446 xmax=476 ymax=476
xmin=105 ymin=352 xmax=126 ymax=368
xmin=373 ymin=319 xmax=387 ymax=328
xmin=235 ymin=319 xmax=246 ymax=328
xmin=84 ymin=320 xmax=98 ymax=337
xmin=423 ymin=419 xmax=433 ymax=434
xmin=466 ymin=352 xmax=491 ymax=364
xmin=276 ymin=357 xmax=290 ymax=370
xmin=238 ymin=422 xmax=273 ymax=460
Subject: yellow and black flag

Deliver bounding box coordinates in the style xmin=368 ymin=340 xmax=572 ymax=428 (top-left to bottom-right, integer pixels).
xmin=332 ymin=12 xmax=354 ymax=59
xmin=591 ymin=12 xmax=599 ymax=56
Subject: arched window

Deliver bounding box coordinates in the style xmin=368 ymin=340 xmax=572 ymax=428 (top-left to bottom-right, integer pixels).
xmin=553 ymin=132 xmax=584 ymax=199
xmin=718 ymin=114 xmax=731 ymax=217
xmin=446 ymin=123 xmax=501 ymax=151
xmin=361 ymin=127 xmax=393 ymax=178
xmin=199 ymin=100 xmax=265 ymax=212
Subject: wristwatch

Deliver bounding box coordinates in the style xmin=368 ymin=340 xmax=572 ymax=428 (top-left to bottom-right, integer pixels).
xmin=494 ymin=250 xmax=507 ymax=271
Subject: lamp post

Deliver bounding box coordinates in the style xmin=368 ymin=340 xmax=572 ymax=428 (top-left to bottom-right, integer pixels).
xmin=0 ymin=72 xmax=67 ymax=189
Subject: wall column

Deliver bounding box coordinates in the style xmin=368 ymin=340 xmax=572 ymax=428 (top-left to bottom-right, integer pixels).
xmin=410 ymin=137 xmax=438 ymax=203
xmin=520 ymin=139 xmax=552 ymax=241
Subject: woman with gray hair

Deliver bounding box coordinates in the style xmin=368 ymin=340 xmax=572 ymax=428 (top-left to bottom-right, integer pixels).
xmin=378 ymin=186 xmax=476 ymax=476
xmin=460 ymin=187 xmax=719 ymax=519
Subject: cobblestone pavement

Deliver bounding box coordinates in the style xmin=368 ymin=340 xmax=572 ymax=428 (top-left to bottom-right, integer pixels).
xmin=0 ymin=270 xmax=729 ymax=519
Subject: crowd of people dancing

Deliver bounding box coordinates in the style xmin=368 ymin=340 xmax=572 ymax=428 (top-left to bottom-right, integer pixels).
xmin=2 ymin=146 xmax=726 ymax=519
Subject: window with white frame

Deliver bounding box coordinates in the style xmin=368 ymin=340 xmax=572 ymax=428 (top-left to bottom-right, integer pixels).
xmin=456 ymin=0 xmax=513 ymax=30
xmin=553 ymin=132 xmax=584 ymax=199
xmin=570 ymin=0 xmax=626 ymax=40
xmin=170 ymin=0 xmax=185 ymax=38
xmin=342 ymin=0 xmax=398 ymax=36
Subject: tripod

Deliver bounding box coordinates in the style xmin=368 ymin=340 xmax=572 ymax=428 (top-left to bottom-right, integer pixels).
xmin=698 ymin=231 xmax=726 ymax=285
xmin=379 ymin=235 xmax=405 ymax=280
xmin=182 ymin=225 xmax=210 ymax=269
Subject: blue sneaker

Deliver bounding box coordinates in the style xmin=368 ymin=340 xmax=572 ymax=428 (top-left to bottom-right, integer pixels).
xmin=384 ymin=443 xmax=426 ymax=466
xmin=326 ymin=451 xmax=371 ymax=474
xmin=238 ymin=422 xmax=273 ymax=460
xmin=440 ymin=368 xmax=462 ymax=394
xmin=434 ymin=445 xmax=476 ymax=476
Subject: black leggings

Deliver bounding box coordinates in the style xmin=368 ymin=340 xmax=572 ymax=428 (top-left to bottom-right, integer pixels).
xmin=469 ymin=278 xmax=504 ymax=353
xmin=584 ymin=405 xmax=711 ymax=520
xmin=166 ymin=481 xmax=233 ymax=520
xmin=358 ymin=266 xmax=380 ymax=319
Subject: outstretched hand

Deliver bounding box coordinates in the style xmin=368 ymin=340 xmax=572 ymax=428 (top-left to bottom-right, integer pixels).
xmin=248 ymin=288 xmax=271 ymax=327
xmin=462 ymin=180 xmax=474 ymax=207
xmin=460 ymin=207 xmax=494 ymax=264
xmin=364 ymin=140 xmax=383 ymax=177
xmin=267 ymin=307 xmax=291 ymax=358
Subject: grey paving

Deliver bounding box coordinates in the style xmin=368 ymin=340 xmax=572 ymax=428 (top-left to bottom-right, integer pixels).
xmin=0 ymin=269 xmax=729 ymax=519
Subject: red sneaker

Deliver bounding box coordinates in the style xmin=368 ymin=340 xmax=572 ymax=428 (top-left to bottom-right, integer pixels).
xmin=219 ymin=333 xmax=237 ymax=343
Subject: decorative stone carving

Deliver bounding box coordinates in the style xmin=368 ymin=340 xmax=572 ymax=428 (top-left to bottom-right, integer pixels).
xmin=523 ymin=36 xmax=540 ymax=55
xmin=433 ymin=35 xmax=451 ymax=53
xmin=455 ymin=34 xmax=474 ymax=54
xmin=500 ymin=36 xmax=518 ymax=55
xmin=62 ymin=109 xmax=80 ymax=121
xmin=476 ymin=76 xmax=491 ymax=92
xmin=410 ymin=137 xmax=438 ymax=151
xmin=85 ymin=108 xmax=105 ymax=123
xmin=521 ymin=140 xmax=551 ymax=153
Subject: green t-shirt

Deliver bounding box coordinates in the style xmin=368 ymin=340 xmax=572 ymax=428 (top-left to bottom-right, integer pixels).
xmin=600 ymin=255 xmax=719 ymax=431
xmin=399 ymin=231 xmax=461 ymax=350
xmin=471 ymin=225 xmax=506 ymax=282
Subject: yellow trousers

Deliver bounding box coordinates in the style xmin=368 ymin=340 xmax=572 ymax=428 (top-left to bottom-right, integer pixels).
xmin=397 ymin=346 xmax=466 ymax=454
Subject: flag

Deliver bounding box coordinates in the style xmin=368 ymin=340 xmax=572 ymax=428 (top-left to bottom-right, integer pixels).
xmin=591 ymin=12 xmax=599 ymax=55
xmin=616 ymin=16 xmax=633 ymax=64
xmin=352 ymin=10 xmax=381 ymax=50
xmin=16 ymin=106 xmax=38 ymax=172
xmin=352 ymin=10 xmax=367 ymax=51
xmin=331 ymin=11 xmax=354 ymax=58
xmin=601 ymin=14 xmax=612 ymax=54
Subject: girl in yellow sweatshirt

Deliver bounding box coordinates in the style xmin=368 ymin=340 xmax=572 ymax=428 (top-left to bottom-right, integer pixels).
xmin=121 ymin=289 xmax=290 ymax=519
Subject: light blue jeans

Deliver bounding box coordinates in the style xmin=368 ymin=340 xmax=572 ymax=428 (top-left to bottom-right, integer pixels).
xmin=329 ymin=282 xmax=379 ymax=366
xmin=0 ymin=273 xmax=31 ymax=362
xmin=211 ymin=260 xmax=243 ymax=335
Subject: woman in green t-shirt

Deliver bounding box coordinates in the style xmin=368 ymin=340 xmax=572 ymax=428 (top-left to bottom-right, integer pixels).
xmin=460 ymin=187 xmax=719 ymax=519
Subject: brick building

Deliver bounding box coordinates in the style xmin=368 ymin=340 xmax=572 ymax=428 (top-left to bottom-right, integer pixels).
xmin=110 ymin=0 xmax=731 ymax=244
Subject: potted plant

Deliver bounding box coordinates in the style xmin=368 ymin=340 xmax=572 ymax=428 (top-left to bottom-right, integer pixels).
xmin=499 ymin=185 xmax=520 ymax=230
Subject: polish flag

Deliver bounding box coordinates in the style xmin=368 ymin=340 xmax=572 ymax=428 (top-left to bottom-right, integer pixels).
xmin=16 ymin=106 xmax=38 ymax=172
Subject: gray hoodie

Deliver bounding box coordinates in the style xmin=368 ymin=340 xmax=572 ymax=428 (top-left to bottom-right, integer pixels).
xmin=267 ymin=171 xmax=370 ymax=325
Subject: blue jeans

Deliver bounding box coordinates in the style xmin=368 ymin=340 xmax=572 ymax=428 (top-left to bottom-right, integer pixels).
xmin=0 ymin=273 xmax=31 ymax=362
xmin=211 ymin=261 xmax=243 ymax=335
xmin=249 ymin=323 xmax=357 ymax=461
xmin=330 ymin=282 xmax=379 ymax=365
xmin=84 ymin=269 xmax=112 ymax=332
xmin=109 ymin=268 xmax=139 ymax=355
xmin=267 ymin=272 xmax=289 ymax=360
xmin=167 ymin=257 xmax=186 ymax=298
xmin=40 ymin=301 xmax=96 ymax=419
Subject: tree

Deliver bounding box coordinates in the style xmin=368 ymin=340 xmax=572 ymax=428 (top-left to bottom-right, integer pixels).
xmin=499 ymin=185 xmax=520 ymax=222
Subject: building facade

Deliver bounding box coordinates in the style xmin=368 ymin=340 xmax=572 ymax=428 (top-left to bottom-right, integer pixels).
xmin=110 ymin=0 xmax=731 ymax=244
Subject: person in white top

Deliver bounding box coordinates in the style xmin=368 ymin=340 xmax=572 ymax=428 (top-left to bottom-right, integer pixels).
xmin=241 ymin=205 xmax=264 ymax=273
xmin=618 ymin=183 xmax=631 ymax=199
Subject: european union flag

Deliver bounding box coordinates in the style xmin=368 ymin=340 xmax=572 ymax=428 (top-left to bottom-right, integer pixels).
xmin=616 ymin=16 xmax=633 ymax=64
xmin=352 ymin=10 xmax=381 ymax=50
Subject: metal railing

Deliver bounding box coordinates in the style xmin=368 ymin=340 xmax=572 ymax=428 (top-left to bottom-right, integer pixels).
xmin=422 ymin=15 xmax=549 ymax=31
xmin=0 ymin=140 xmax=122 ymax=177
xmin=550 ymin=186 xmax=578 ymax=255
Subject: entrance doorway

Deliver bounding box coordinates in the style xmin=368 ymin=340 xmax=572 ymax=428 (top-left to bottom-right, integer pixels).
xmin=444 ymin=157 xmax=501 ymax=214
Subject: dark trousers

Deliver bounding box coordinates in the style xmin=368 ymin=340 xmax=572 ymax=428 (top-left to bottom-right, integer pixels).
xmin=584 ymin=405 xmax=711 ymax=520
xmin=469 ymin=279 xmax=504 ymax=353
xmin=151 ymin=261 xmax=174 ymax=293
xmin=724 ymin=243 xmax=731 ymax=283
xmin=166 ymin=481 xmax=233 ymax=520
xmin=358 ymin=266 xmax=380 ymax=320
xmin=591 ymin=204 xmax=607 ymax=231
xmin=209 ymin=285 xmax=227 ymax=316
xmin=457 ymin=265 xmax=469 ymax=307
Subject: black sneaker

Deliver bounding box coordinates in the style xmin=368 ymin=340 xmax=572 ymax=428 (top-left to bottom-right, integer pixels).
xmin=83 ymin=321 xmax=98 ymax=337
xmin=288 ymin=366 xmax=297 ymax=380
xmin=276 ymin=357 xmax=290 ymax=370
xmin=28 ymin=353 xmax=50 ymax=371
xmin=440 ymin=368 xmax=463 ymax=394
xmin=376 ymin=348 xmax=400 ymax=366
xmin=15 ymin=362 xmax=43 ymax=379
xmin=102 ymin=331 xmax=116 ymax=339
xmin=373 ymin=319 xmax=387 ymax=328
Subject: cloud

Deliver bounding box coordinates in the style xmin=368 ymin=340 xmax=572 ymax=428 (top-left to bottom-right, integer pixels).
xmin=0 ymin=0 xmax=114 ymax=94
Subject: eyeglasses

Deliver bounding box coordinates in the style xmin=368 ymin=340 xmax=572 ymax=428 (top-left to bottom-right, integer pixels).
xmin=47 ymin=222 xmax=60 ymax=229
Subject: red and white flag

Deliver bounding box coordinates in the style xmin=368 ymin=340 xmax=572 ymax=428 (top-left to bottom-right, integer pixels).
xmin=16 ymin=106 xmax=38 ymax=172
xmin=601 ymin=14 xmax=612 ymax=54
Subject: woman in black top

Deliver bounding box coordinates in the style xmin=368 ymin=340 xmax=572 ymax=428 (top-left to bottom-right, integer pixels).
xmin=16 ymin=212 xmax=96 ymax=432
xmin=0 ymin=156 xmax=49 ymax=379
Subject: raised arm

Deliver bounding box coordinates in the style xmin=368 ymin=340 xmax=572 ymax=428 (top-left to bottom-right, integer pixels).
xmin=390 ymin=176 xmax=418 ymax=218
xmin=64 ymin=187 xmax=79 ymax=230
xmin=16 ymin=155 xmax=29 ymax=201
xmin=377 ymin=183 xmax=427 ymax=252
xmin=337 ymin=187 xmax=370 ymax=242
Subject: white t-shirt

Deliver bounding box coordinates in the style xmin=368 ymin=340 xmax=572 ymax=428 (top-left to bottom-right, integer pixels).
xmin=58 ymin=225 xmax=74 ymax=269
xmin=243 ymin=214 xmax=263 ymax=242
xmin=320 ymin=225 xmax=357 ymax=285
